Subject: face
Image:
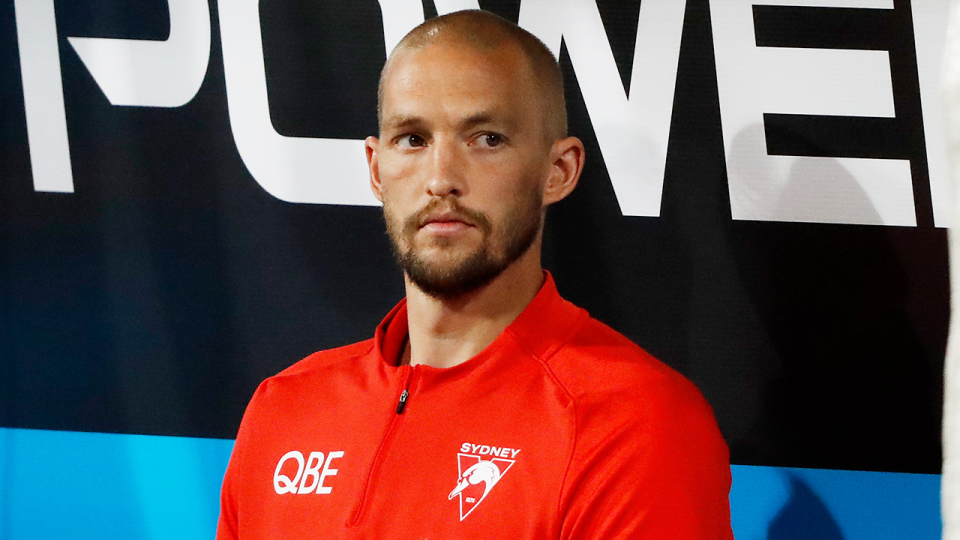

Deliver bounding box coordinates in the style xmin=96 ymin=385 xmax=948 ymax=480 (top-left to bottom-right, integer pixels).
xmin=368 ymin=40 xmax=556 ymax=298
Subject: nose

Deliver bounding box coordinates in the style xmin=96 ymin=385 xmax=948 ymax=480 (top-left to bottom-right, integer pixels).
xmin=426 ymin=137 xmax=464 ymax=198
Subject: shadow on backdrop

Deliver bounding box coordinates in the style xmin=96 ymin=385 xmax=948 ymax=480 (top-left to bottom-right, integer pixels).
xmin=726 ymin=124 xmax=941 ymax=473
xmin=767 ymin=474 xmax=845 ymax=540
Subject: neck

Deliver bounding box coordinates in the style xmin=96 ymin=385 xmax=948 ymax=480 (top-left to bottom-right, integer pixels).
xmin=401 ymin=246 xmax=545 ymax=369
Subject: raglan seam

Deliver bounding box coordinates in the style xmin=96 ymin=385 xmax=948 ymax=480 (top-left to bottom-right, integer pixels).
xmin=504 ymin=309 xmax=589 ymax=538
xmin=538 ymin=359 xmax=581 ymax=538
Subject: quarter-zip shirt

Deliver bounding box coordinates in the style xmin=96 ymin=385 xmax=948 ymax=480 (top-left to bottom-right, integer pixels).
xmin=217 ymin=274 xmax=733 ymax=539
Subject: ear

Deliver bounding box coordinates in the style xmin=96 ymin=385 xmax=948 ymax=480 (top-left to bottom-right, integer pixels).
xmin=366 ymin=136 xmax=384 ymax=203
xmin=543 ymin=136 xmax=585 ymax=205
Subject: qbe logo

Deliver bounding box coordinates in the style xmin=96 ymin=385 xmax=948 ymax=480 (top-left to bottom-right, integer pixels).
xmin=273 ymin=450 xmax=345 ymax=495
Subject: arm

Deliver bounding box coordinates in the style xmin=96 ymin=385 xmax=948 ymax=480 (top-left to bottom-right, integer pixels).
xmin=216 ymin=382 xmax=268 ymax=540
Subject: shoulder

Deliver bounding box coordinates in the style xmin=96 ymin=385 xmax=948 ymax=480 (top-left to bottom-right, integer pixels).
xmin=548 ymin=316 xmax=733 ymax=538
xmin=275 ymin=339 xmax=374 ymax=378
xmin=546 ymin=316 xmax=714 ymax=429
xmin=247 ymin=339 xmax=374 ymax=406
xmin=542 ymin=314 xmax=728 ymax=475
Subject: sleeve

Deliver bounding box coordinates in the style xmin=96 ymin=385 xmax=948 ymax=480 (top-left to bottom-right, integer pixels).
xmin=216 ymin=440 xmax=242 ymax=540
xmin=216 ymin=382 xmax=267 ymax=540
xmin=558 ymin=378 xmax=734 ymax=540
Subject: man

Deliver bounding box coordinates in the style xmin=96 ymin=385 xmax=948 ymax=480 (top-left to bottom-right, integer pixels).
xmin=217 ymin=10 xmax=732 ymax=539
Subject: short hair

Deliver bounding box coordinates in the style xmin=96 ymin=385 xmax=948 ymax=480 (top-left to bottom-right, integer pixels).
xmin=377 ymin=10 xmax=568 ymax=141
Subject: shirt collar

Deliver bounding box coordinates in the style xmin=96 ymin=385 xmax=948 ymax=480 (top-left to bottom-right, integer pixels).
xmin=373 ymin=271 xmax=586 ymax=371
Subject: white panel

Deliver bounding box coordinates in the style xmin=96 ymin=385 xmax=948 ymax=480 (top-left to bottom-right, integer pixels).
xmin=218 ymin=0 xmax=378 ymax=206
xmin=67 ymin=0 xmax=210 ymax=108
xmin=913 ymin=0 xmax=954 ymax=227
xmin=711 ymin=0 xmax=916 ymax=226
xmin=14 ymin=0 xmax=74 ymax=193
xmin=940 ymin=2 xmax=960 ymax=537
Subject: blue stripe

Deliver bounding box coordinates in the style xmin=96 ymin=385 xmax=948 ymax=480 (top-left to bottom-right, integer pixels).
xmin=0 ymin=428 xmax=233 ymax=540
xmin=730 ymin=464 xmax=941 ymax=540
xmin=0 ymin=428 xmax=942 ymax=539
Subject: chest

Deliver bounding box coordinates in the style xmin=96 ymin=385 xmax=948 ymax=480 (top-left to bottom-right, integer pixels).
xmin=237 ymin=373 xmax=575 ymax=539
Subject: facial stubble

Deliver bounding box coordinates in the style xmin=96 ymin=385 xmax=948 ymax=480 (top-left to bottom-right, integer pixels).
xmin=384 ymin=184 xmax=544 ymax=299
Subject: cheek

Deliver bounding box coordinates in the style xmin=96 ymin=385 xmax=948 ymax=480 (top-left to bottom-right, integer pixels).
xmin=381 ymin=189 xmax=419 ymax=245
xmin=379 ymin=150 xmax=422 ymax=178
xmin=378 ymin=158 xmax=422 ymax=203
xmin=484 ymin=181 xmax=544 ymax=235
xmin=492 ymin=166 xmax=546 ymax=209
xmin=381 ymin=200 xmax=401 ymax=235
xmin=478 ymin=160 xmax=536 ymax=195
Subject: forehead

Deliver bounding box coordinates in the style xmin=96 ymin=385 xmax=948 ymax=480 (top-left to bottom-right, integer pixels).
xmin=380 ymin=40 xmax=537 ymax=127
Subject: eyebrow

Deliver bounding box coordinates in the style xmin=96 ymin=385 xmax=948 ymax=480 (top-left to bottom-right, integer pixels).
xmin=381 ymin=115 xmax=426 ymax=132
xmin=381 ymin=112 xmax=505 ymax=133
xmin=458 ymin=113 xmax=497 ymax=130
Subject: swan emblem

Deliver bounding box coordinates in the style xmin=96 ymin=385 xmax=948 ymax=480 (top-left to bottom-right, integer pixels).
xmin=448 ymin=460 xmax=502 ymax=502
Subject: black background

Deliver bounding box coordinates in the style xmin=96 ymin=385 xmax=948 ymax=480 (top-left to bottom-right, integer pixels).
xmin=0 ymin=0 xmax=947 ymax=474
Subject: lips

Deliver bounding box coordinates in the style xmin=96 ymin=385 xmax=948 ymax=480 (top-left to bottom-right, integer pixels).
xmin=420 ymin=211 xmax=473 ymax=228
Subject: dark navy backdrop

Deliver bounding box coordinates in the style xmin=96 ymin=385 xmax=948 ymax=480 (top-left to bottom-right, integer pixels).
xmin=0 ymin=0 xmax=946 ymax=482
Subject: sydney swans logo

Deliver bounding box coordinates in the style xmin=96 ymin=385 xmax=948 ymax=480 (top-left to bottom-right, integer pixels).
xmin=449 ymin=443 xmax=519 ymax=521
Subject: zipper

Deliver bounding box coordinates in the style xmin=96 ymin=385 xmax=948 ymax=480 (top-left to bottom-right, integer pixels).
xmin=396 ymin=389 xmax=409 ymax=414
xmin=348 ymin=365 xmax=416 ymax=526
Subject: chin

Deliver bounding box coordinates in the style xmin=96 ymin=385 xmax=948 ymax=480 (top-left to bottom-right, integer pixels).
xmin=416 ymin=244 xmax=480 ymax=265
xmin=418 ymin=257 xmax=478 ymax=279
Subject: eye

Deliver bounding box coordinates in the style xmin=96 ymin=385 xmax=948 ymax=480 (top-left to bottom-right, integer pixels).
xmin=396 ymin=134 xmax=426 ymax=149
xmin=477 ymin=133 xmax=505 ymax=148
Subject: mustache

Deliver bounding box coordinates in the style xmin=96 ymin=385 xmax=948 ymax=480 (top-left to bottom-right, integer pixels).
xmin=403 ymin=198 xmax=493 ymax=236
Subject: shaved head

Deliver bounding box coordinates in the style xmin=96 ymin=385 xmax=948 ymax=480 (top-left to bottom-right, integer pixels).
xmin=368 ymin=10 xmax=586 ymax=300
xmin=378 ymin=10 xmax=567 ymax=142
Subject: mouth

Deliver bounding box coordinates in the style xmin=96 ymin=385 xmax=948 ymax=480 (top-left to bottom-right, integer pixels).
xmin=419 ymin=211 xmax=475 ymax=233
xmin=402 ymin=200 xmax=490 ymax=240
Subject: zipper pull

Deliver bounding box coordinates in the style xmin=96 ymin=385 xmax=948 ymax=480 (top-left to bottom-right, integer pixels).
xmin=396 ymin=389 xmax=409 ymax=414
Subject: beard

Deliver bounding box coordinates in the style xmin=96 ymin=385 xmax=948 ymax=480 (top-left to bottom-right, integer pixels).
xmin=384 ymin=186 xmax=543 ymax=300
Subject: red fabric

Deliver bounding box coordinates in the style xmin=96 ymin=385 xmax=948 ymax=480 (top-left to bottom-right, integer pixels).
xmin=217 ymin=274 xmax=733 ymax=539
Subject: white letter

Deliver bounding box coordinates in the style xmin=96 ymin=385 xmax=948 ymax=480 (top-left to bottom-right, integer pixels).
xmin=913 ymin=0 xmax=954 ymax=227
xmin=218 ymin=0 xmax=379 ymax=206
xmin=14 ymin=0 xmax=74 ymax=193
xmin=711 ymin=0 xmax=916 ymax=226
xmin=378 ymin=0 xmax=425 ymax=56
xmin=67 ymin=0 xmax=210 ymax=108
xmin=297 ymin=451 xmax=324 ymax=494
xmin=317 ymin=451 xmax=344 ymax=495
xmin=519 ymin=0 xmax=686 ymax=217
xmin=273 ymin=451 xmax=305 ymax=494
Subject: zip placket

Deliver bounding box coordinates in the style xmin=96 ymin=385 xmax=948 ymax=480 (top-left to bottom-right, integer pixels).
xmin=348 ymin=364 xmax=417 ymax=526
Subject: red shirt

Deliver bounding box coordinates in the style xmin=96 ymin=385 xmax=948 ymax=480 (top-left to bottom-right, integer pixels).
xmin=217 ymin=274 xmax=733 ymax=539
